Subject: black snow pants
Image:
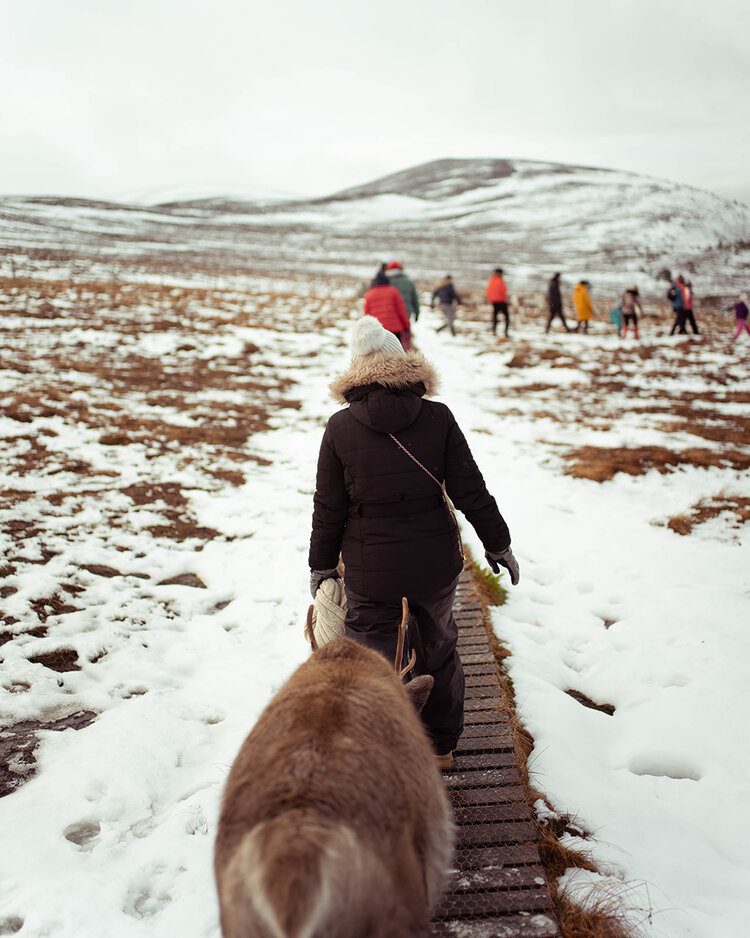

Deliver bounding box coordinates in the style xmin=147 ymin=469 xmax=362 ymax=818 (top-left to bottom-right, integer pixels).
xmin=345 ymin=576 xmax=464 ymax=756
xmin=670 ymin=311 xmax=687 ymax=335
xmin=545 ymin=308 xmax=570 ymax=332
xmin=491 ymin=302 xmax=510 ymax=336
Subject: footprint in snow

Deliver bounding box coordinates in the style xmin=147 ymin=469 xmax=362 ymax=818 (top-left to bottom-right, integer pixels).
xmin=0 ymin=917 xmax=24 ymax=935
xmin=64 ymin=820 xmax=101 ymax=848
xmin=123 ymin=876 xmax=174 ymax=920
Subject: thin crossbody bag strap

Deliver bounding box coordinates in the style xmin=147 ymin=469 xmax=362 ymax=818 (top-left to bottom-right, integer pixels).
xmin=387 ymin=433 xmax=464 ymax=560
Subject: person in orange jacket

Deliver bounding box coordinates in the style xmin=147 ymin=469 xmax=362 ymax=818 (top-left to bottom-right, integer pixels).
xmin=363 ymin=264 xmax=411 ymax=349
xmin=486 ymin=268 xmax=510 ymax=336
xmin=572 ymin=280 xmax=593 ymax=333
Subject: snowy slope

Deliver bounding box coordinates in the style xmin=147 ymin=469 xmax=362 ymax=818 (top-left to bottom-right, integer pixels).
xmin=2 ymin=158 xmax=748 ymax=293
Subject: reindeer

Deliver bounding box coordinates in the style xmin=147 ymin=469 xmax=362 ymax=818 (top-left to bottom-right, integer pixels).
xmin=214 ymin=599 xmax=454 ymax=938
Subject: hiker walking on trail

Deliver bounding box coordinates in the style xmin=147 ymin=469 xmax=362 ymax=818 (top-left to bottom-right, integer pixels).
xmin=572 ymin=280 xmax=593 ymax=333
xmin=683 ymin=279 xmax=699 ymax=335
xmin=386 ymin=260 xmax=420 ymax=323
xmin=725 ymin=293 xmax=750 ymax=341
xmin=545 ymin=273 xmax=570 ymax=333
xmin=308 ymin=315 xmax=519 ymax=771
xmin=668 ymin=275 xmax=688 ymax=335
xmin=486 ymin=268 xmax=510 ymax=336
xmin=364 ymin=264 xmax=411 ymax=350
xmin=431 ymin=275 xmax=461 ymax=336
xmin=621 ymin=287 xmax=643 ymax=339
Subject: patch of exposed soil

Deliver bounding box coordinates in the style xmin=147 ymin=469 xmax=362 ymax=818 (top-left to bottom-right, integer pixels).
xmin=26 ymin=647 xmax=81 ymax=672
xmin=565 ymin=690 xmax=615 ymax=715
xmin=0 ymin=709 xmax=97 ymax=797
xmin=667 ymin=497 xmax=750 ymax=535
xmin=157 ymin=573 xmax=207 ymax=588
xmin=29 ymin=595 xmax=81 ymax=622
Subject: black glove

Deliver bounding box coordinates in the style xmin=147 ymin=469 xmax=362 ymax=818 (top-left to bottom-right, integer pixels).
xmin=309 ymin=567 xmax=340 ymax=598
xmin=485 ymin=547 xmax=520 ymax=586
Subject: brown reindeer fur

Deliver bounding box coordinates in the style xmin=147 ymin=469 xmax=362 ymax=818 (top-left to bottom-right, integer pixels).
xmin=214 ymin=637 xmax=454 ymax=938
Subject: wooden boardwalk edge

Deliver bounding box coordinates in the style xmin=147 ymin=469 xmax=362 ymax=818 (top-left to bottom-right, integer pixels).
xmin=430 ymin=569 xmax=561 ymax=937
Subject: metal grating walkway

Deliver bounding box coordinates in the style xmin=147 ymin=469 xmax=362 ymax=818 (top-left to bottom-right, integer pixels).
xmin=430 ymin=570 xmax=561 ymax=938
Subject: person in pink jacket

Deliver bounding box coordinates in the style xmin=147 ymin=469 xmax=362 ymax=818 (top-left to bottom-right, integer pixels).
xmin=363 ymin=265 xmax=411 ymax=349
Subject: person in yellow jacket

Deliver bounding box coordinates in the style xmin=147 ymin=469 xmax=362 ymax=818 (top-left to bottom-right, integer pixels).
xmin=573 ymin=280 xmax=593 ymax=333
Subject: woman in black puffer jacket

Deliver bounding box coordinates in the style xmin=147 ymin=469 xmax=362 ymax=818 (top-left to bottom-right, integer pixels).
xmin=308 ymin=316 xmax=519 ymax=768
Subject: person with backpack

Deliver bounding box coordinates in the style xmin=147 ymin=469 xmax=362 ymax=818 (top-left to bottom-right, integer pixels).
xmin=725 ymin=293 xmax=750 ymax=341
xmin=308 ymin=315 xmax=519 ymax=770
xmin=668 ymin=275 xmax=687 ymax=335
xmin=545 ymin=272 xmax=571 ymax=333
xmin=486 ymin=268 xmax=510 ymax=336
xmin=621 ymin=287 xmax=643 ymax=339
xmin=431 ymin=275 xmax=462 ymax=336
xmin=364 ymin=264 xmax=411 ymax=349
xmin=572 ymin=280 xmax=593 ymax=333
xmin=385 ymin=260 xmax=420 ymax=324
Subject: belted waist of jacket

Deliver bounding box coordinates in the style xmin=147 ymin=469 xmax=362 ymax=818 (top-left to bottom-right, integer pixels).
xmin=351 ymin=493 xmax=445 ymax=518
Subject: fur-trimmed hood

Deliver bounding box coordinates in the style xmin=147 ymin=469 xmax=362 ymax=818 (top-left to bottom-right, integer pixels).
xmin=330 ymin=352 xmax=439 ymax=405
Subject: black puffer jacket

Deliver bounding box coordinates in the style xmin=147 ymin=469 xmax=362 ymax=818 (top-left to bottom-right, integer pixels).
xmin=547 ymin=276 xmax=562 ymax=313
xmin=309 ymin=353 xmax=511 ymax=603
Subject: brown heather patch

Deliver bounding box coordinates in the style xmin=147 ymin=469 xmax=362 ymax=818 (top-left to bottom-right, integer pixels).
xmin=0 ymin=489 xmax=36 ymax=506
xmin=29 ymin=594 xmax=81 ymax=622
xmin=146 ymin=520 xmax=219 ymax=542
xmin=205 ymin=466 xmax=245 ymax=485
xmin=27 ymin=646 xmax=81 ymax=672
xmin=668 ymin=496 xmax=750 ymax=535
xmin=565 ymin=690 xmax=616 ymax=715
xmin=2 ymin=519 xmax=42 ymax=542
xmin=660 ymin=418 xmax=750 ymax=446
xmin=564 ymin=445 xmax=750 ymax=482
xmin=2 ymin=438 xmax=93 ymax=478
xmin=120 ymin=482 xmax=220 ymax=543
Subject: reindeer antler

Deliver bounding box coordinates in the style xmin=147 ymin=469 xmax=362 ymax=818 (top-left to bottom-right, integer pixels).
xmin=394 ymin=596 xmax=409 ymax=674
xmin=399 ymin=649 xmax=417 ymax=680
xmin=304 ymin=604 xmax=318 ymax=651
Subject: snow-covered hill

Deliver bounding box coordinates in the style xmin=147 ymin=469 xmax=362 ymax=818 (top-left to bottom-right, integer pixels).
xmin=117 ymin=182 xmax=301 ymax=206
xmin=1 ymin=158 xmax=748 ymax=293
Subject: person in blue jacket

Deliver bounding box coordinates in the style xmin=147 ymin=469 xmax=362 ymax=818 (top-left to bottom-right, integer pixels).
xmin=668 ymin=276 xmax=687 ymax=335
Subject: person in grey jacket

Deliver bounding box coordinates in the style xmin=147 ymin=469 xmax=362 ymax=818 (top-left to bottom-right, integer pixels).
xmin=386 ymin=260 xmax=420 ymax=322
xmin=431 ymin=276 xmax=462 ymax=336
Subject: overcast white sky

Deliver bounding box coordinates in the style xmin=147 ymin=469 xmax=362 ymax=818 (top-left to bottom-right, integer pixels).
xmin=2 ymin=0 xmax=749 ymax=203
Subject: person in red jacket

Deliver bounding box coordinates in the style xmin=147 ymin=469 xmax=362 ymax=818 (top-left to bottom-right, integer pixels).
xmin=486 ymin=268 xmax=510 ymax=336
xmin=364 ymin=265 xmax=411 ymax=349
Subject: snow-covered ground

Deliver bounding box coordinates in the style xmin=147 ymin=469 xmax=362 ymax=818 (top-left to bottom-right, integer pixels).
xmin=415 ymin=319 xmax=750 ymax=938
xmin=1 ymin=278 xmax=748 ymax=936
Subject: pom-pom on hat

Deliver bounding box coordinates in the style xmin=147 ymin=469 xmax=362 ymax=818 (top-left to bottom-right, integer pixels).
xmin=350 ymin=316 xmax=406 ymax=359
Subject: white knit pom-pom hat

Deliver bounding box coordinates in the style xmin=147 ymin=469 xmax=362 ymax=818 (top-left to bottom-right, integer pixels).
xmin=350 ymin=315 xmax=406 ymax=359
